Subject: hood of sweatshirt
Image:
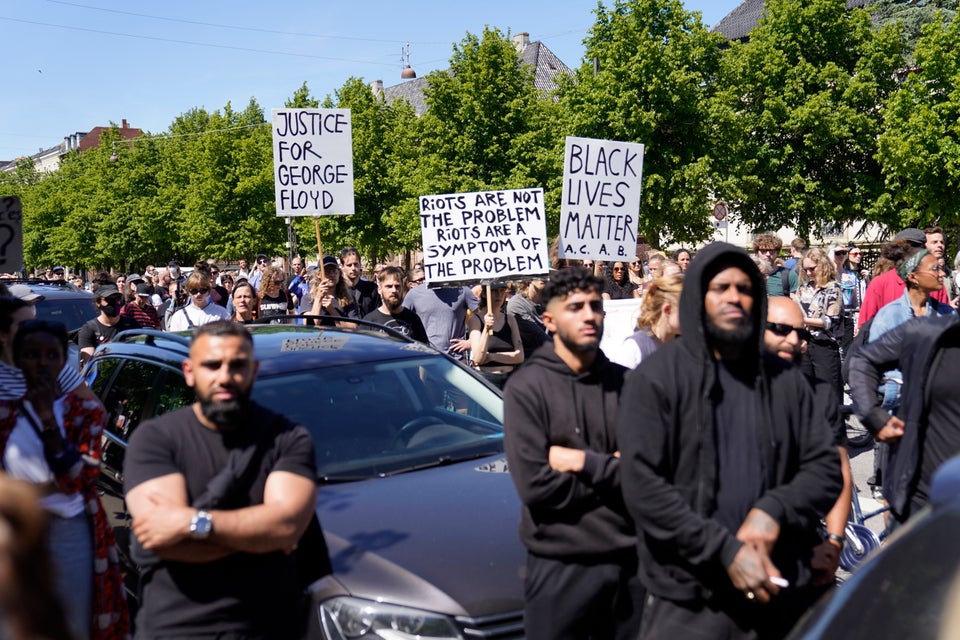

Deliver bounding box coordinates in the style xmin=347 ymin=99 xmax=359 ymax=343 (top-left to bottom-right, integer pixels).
xmin=678 ymin=241 xmax=768 ymax=365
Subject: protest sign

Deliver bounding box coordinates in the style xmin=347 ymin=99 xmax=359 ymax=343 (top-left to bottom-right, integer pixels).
xmin=559 ymin=136 xmax=644 ymax=261
xmin=599 ymin=298 xmax=640 ymax=361
xmin=271 ymin=108 xmax=354 ymax=217
xmin=0 ymin=196 xmax=23 ymax=273
xmin=419 ymin=187 xmax=549 ymax=284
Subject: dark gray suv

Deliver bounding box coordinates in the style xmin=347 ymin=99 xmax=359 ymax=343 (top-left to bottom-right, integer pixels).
xmin=85 ymin=323 xmax=526 ymax=639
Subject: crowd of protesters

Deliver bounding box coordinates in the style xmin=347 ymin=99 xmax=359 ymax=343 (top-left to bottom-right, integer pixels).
xmin=2 ymin=224 xmax=960 ymax=639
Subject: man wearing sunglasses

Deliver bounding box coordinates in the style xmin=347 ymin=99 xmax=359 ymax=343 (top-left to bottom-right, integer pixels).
xmin=752 ymin=233 xmax=797 ymax=298
xmin=764 ymin=296 xmax=852 ymax=589
xmin=166 ymin=271 xmax=231 ymax=332
xmin=247 ymin=254 xmax=271 ymax=292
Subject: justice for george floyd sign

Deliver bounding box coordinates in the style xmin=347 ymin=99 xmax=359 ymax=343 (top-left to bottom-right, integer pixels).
xmin=271 ymin=108 xmax=355 ymax=216
xmin=419 ymin=188 xmax=549 ymax=284
xmin=558 ymin=136 xmax=644 ymax=261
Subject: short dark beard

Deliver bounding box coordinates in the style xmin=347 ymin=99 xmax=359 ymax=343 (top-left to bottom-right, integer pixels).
xmin=198 ymin=395 xmax=249 ymax=430
xmin=705 ymin=314 xmax=753 ymax=354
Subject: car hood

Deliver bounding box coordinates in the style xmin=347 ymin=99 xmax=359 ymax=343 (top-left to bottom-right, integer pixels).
xmin=316 ymin=455 xmax=524 ymax=618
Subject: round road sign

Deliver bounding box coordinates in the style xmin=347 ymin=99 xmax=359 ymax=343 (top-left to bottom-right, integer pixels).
xmin=713 ymin=202 xmax=728 ymax=221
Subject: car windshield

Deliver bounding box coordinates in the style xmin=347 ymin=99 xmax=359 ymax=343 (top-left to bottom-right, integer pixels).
xmin=251 ymin=355 xmax=504 ymax=480
xmin=34 ymin=297 xmax=97 ymax=332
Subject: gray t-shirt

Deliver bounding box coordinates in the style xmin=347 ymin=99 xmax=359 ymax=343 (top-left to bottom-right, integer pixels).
xmin=402 ymin=285 xmax=479 ymax=355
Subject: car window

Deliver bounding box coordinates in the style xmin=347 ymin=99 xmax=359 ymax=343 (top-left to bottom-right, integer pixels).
xmin=87 ymin=356 xmax=122 ymax=399
xmin=102 ymin=359 xmax=164 ymax=442
xmin=35 ymin=297 xmax=97 ymax=333
xmin=153 ymin=369 xmax=194 ymax=416
xmin=253 ymin=356 xmax=504 ymax=479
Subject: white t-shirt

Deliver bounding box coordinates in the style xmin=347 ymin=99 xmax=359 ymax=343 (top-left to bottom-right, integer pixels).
xmin=166 ymin=302 xmax=232 ymax=332
xmin=4 ymin=398 xmax=85 ymax=518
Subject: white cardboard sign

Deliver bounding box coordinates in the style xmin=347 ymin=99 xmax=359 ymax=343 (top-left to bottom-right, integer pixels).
xmin=271 ymin=108 xmax=354 ymax=216
xmin=419 ymin=187 xmax=549 ymax=284
xmin=559 ymin=136 xmax=644 ymax=261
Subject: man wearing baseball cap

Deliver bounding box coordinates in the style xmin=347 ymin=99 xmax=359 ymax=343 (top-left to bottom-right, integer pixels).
xmin=121 ymin=282 xmax=161 ymax=329
xmin=77 ymin=284 xmax=140 ymax=364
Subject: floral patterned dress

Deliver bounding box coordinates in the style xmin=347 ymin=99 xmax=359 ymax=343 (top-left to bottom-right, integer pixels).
xmin=0 ymin=393 xmax=130 ymax=640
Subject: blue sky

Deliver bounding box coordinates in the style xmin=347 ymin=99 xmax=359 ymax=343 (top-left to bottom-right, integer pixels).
xmin=0 ymin=0 xmax=742 ymax=161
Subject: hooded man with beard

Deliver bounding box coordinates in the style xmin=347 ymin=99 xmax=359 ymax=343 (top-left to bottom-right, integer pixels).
xmin=123 ymin=322 xmax=318 ymax=639
xmin=616 ymin=242 xmax=841 ymax=640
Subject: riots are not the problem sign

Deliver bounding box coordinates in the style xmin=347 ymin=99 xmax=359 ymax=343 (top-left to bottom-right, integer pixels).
xmin=559 ymin=136 xmax=644 ymax=261
xmin=419 ymin=188 xmax=549 ymax=284
xmin=271 ymin=108 xmax=355 ymax=217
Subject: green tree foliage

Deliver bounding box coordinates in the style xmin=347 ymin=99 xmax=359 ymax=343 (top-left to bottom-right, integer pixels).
xmin=877 ymin=12 xmax=960 ymax=228
xmin=556 ymin=0 xmax=726 ymax=245
xmin=711 ymin=0 xmax=903 ymax=238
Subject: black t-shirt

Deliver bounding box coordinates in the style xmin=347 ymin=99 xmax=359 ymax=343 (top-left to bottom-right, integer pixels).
xmin=258 ymin=289 xmax=294 ymax=321
xmin=123 ymin=403 xmax=317 ymax=638
xmin=77 ymin=315 xmax=139 ymax=350
xmin=713 ymin=361 xmax=766 ymax=534
xmin=363 ymin=307 xmax=429 ymax=344
xmin=919 ymin=339 xmax=960 ymax=503
xmin=348 ymin=279 xmax=381 ymax=317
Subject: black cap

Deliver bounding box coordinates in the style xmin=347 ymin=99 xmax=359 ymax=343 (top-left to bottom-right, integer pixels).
xmin=136 ymin=282 xmax=153 ymax=296
xmin=95 ymin=284 xmax=122 ymax=299
xmin=894 ymin=228 xmax=926 ymax=247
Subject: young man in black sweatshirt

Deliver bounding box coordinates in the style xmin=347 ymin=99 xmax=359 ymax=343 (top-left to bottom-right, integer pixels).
xmin=503 ymin=267 xmax=641 ymax=640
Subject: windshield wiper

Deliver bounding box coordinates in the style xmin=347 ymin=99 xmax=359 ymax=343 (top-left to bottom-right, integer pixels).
xmin=317 ymin=474 xmax=373 ymax=484
xmin=381 ymin=451 xmax=496 ymax=477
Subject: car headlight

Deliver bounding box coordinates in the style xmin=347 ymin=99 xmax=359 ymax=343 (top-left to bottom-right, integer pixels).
xmin=319 ymin=596 xmax=463 ymax=640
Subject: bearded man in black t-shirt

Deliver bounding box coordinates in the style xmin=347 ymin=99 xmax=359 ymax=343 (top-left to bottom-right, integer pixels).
xmin=363 ymin=266 xmax=429 ymax=344
xmin=124 ymin=322 xmax=320 ymax=639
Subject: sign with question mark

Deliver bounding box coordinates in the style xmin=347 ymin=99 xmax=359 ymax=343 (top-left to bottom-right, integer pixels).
xmin=0 ymin=196 xmax=24 ymax=274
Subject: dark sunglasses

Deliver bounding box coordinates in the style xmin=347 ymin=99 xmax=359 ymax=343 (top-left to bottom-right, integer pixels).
xmin=188 ymin=287 xmax=210 ymax=295
xmin=767 ymin=322 xmax=811 ymax=341
xmin=410 ymin=278 xmax=426 ymax=285
xmin=256 ymin=259 xmax=268 ymax=265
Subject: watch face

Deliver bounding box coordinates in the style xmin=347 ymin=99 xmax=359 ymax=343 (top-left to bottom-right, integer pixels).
xmin=191 ymin=511 xmax=213 ymax=538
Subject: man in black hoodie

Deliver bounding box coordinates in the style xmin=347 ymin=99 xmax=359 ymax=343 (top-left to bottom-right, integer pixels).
xmin=617 ymin=243 xmax=841 ymax=639
xmin=504 ymin=267 xmax=641 ymax=640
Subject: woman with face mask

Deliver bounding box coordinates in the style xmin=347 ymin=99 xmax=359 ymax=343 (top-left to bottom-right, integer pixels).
xmin=76 ymin=285 xmax=140 ymax=366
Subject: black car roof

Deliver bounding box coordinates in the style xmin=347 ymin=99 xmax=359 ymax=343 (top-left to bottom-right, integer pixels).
xmin=2 ymin=280 xmax=93 ymax=300
xmin=97 ymin=325 xmax=441 ymax=375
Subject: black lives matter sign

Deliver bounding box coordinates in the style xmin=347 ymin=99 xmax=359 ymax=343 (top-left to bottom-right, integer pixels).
xmin=419 ymin=188 xmax=548 ymax=284
xmin=559 ymin=136 xmax=644 ymax=261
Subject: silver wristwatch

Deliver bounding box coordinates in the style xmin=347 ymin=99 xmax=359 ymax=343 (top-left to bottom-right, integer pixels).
xmin=189 ymin=509 xmax=213 ymax=539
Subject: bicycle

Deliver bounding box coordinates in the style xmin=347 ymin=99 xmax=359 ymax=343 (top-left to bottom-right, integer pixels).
xmin=839 ymin=482 xmax=890 ymax=571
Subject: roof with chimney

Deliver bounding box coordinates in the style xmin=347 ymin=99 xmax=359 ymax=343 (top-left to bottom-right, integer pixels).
xmin=379 ymin=33 xmax=573 ymax=116
xmin=713 ymin=0 xmax=871 ymax=41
